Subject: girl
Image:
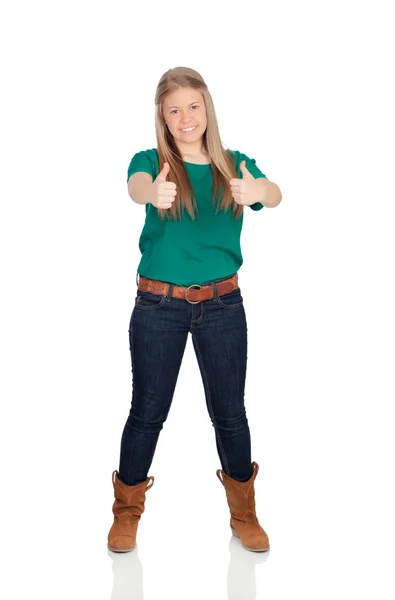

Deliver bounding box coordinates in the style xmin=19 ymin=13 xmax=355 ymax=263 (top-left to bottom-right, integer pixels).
xmin=108 ymin=66 xmax=282 ymax=554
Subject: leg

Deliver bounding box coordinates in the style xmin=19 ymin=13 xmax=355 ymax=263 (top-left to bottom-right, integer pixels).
xmin=191 ymin=288 xmax=253 ymax=482
xmin=118 ymin=295 xmax=189 ymax=485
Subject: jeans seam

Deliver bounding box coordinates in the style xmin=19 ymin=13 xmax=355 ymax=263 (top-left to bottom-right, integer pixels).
xmin=192 ymin=333 xmax=230 ymax=474
xmin=126 ymin=313 xmax=137 ymax=484
xmin=191 ymin=298 xmax=204 ymax=324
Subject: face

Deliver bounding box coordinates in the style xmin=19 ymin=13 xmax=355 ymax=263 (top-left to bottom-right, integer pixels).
xmin=162 ymin=87 xmax=207 ymax=147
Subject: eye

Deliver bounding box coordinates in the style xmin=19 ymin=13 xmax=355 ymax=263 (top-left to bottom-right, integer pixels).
xmin=170 ymin=105 xmax=199 ymax=115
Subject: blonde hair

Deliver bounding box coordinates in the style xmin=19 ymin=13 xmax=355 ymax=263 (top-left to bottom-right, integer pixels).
xmin=154 ymin=66 xmax=242 ymax=221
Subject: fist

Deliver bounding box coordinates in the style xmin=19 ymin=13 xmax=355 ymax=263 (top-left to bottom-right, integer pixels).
xmin=229 ymin=160 xmax=258 ymax=206
xmin=151 ymin=162 xmax=177 ymax=209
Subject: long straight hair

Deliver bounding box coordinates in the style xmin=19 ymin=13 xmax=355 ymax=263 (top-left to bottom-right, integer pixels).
xmin=154 ymin=66 xmax=242 ymax=221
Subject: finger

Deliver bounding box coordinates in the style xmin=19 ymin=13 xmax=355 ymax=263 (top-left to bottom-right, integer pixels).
xmin=160 ymin=189 xmax=177 ymax=197
xmin=159 ymin=196 xmax=175 ymax=203
xmin=231 ymin=183 xmax=247 ymax=194
xmin=240 ymin=160 xmax=253 ymax=179
xmin=157 ymin=162 xmax=170 ymax=181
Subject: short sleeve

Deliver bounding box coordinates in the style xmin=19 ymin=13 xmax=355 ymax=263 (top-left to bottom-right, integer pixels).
xmin=239 ymin=152 xmax=267 ymax=211
xmin=127 ymin=150 xmax=155 ymax=183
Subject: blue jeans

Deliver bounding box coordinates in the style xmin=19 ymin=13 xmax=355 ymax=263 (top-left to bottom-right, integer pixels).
xmin=118 ymin=272 xmax=254 ymax=485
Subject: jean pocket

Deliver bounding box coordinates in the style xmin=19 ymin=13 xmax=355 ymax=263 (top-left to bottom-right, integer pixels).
xmin=216 ymin=288 xmax=244 ymax=308
xmin=135 ymin=291 xmax=166 ymax=310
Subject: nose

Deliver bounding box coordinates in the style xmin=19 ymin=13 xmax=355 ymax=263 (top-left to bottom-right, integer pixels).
xmin=180 ymin=112 xmax=195 ymax=126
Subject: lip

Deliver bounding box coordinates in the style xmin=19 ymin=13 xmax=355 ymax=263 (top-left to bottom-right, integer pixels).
xmin=180 ymin=126 xmax=197 ymax=132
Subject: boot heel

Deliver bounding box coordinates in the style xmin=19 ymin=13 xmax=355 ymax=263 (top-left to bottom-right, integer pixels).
xmin=230 ymin=525 xmax=240 ymax=539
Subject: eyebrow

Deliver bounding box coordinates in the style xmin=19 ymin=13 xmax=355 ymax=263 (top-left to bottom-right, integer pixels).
xmin=168 ymin=101 xmax=200 ymax=109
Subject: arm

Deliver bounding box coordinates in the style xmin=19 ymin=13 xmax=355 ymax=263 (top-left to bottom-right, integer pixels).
xmin=127 ymin=172 xmax=153 ymax=205
xmin=255 ymin=177 xmax=282 ymax=208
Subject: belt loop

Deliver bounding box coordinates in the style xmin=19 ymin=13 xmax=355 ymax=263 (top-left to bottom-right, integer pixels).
xmin=212 ymin=281 xmax=219 ymax=300
xmin=166 ymin=282 xmax=175 ymax=302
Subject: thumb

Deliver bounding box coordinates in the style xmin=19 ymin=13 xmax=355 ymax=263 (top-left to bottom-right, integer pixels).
xmin=157 ymin=162 xmax=170 ymax=181
xmin=240 ymin=160 xmax=253 ymax=179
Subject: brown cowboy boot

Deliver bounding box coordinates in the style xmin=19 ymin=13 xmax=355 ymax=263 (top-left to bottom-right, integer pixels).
xmin=216 ymin=461 xmax=270 ymax=552
xmin=108 ymin=470 xmax=154 ymax=552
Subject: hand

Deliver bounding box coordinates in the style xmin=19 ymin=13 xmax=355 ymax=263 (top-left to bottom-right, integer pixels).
xmin=229 ymin=160 xmax=261 ymax=206
xmin=151 ymin=163 xmax=177 ymax=209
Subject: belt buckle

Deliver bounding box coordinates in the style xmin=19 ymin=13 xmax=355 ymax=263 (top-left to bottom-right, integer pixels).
xmin=185 ymin=284 xmax=201 ymax=304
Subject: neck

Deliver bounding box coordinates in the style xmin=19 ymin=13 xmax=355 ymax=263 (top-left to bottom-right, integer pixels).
xmin=176 ymin=137 xmax=206 ymax=158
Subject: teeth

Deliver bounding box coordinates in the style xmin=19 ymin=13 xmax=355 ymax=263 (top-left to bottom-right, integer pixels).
xmin=182 ymin=127 xmax=196 ymax=132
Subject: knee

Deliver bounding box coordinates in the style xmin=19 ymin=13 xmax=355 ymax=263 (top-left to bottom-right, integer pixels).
xmin=213 ymin=408 xmax=248 ymax=434
xmin=126 ymin=410 xmax=167 ymax=435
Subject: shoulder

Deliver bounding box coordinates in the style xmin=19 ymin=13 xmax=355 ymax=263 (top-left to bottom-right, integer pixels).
xmin=225 ymin=149 xmax=255 ymax=172
xmin=228 ymin=149 xmax=266 ymax=179
xmin=225 ymin=148 xmax=240 ymax=166
xmin=225 ymin=149 xmax=253 ymax=170
xmin=130 ymin=148 xmax=158 ymax=163
xmin=127 ymin=148 xmax=159 ymax=181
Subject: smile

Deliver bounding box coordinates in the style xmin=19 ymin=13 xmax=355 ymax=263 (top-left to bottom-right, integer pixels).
xmin=181 ymin=126 xmax=197 ymax=133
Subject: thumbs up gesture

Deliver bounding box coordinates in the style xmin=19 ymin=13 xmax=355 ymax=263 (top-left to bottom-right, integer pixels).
xmin=151 ymin=162 xmax=177 ymax=209
xmin=229 ymin=160 xmax=261 ymax=206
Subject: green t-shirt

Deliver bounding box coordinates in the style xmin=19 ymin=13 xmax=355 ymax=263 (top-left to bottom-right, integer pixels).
xmin=127 ymin=148 xmax=266 ymax=286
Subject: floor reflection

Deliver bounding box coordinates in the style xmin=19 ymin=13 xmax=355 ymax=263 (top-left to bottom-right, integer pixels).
xmin=108 ymin=546 xmax=144 ymax=600
xmin=108 ymin=534 xmax=270 ymax=599
xmin=227 ymin=534 xmax=270 ymax=599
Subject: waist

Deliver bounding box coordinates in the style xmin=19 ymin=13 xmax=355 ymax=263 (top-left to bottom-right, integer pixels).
xmin=137 ymin=273 xmax=239 ymax=304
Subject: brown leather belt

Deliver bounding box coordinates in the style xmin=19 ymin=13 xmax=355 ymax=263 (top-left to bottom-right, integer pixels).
xmin=138 ymin=273 xmax=239 ymax=304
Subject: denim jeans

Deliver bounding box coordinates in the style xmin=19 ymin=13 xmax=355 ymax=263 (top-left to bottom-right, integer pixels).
xmin=118 ymin=272 xmax=254 ymax=485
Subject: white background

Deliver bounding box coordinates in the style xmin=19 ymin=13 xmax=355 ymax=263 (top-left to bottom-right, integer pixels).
xmin=1 ymin=1 xmax=394 ymax=598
